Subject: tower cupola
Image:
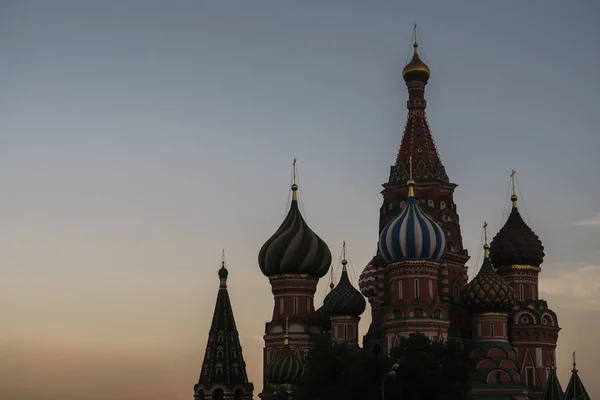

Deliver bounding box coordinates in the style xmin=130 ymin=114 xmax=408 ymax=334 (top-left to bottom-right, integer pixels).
xmin=267 ymin=318 xmax=305 ymax=385
xmin=402 ymin=41 xmax=430 ymax=83
xmin=258 ymin=160 xmax=332 ymax=278
xmin=463 ymin=223 xmax=517 ymax=312
xmin=490 ymin=171 xmax=545 ymax=268
xmin=323 ymin=243 xmax=366 ymax=318
xmin=379 ymin=158 xmax=446 ymax=264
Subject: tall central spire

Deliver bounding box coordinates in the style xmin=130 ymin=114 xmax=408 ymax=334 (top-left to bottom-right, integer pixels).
xmin=392 ymin=26 xmax=448 ymax=184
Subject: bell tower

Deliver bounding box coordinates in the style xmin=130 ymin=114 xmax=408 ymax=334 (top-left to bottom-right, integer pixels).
xmin=377 ymin=26 xmax=470 ymax=342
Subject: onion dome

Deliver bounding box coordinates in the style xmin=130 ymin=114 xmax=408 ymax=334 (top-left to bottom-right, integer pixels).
xmin=268 ymin=320 xmax=305 ymax=385
xmin=218 ymin=262 xmax=228 ymax=279
xmin=324 ymin=257 xmax=366 ymax=317
xmin=359 ymin=257 xmax=379 ymax=299
xmin=379 ymin=178 xmax=446 ymax=263
xmin=402 ymin=41 xmax=430 ymax=83
xmin=463 ymin=226 xmax=516 ymax=312
xmin=489 ymin=192 xmax=544 ymax=268
xmin=258 ymin=177 xmax=332 ymax=278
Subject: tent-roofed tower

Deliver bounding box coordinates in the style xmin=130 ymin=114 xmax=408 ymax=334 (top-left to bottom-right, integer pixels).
xmin=194 ymin=253 xmax=254 ymax=400
xmin=563 ymin=352 xmax=591 ymax=400
xmin=364 ymin=26 xmax=470 ymax=351
xmin=541 ymin=364 xmax=563 ymax=400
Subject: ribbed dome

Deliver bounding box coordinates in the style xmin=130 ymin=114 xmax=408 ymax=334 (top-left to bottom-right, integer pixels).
xmin=402 ymin=42 xmax=430 ymax=83
xmin=359 ymin=257 xmax=379 ymax=299
xmin=379 ymin=182 xmax=446 ymax=263
xmin=490 ymin=199 xmax=545 ymax=268
xmin=268 ymin=342 xmax=305 ymax=385
xmin=323 ymin=260 xmax=366 ymax=317
xmin=463 ymin=245 xmax=517 ymax=312
xmin=258 ymin=184 xmax=332 ymax=278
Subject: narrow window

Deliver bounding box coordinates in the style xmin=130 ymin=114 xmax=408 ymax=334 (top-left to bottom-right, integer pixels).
xmin=525 ymin=367 xmax=535 ymax=386
xmin=490 ymin=322 xmax=495 ymax=336
xmin=279 ymin=298 xmax=284 ymax=315
xmin=398 ymin=280 xmax=403 ymax=300
xmin=414 ymin=279 xmax=420 ymax=299
xmin=293 ymin=297 xmax=298 ymax=315
xmin=453 ymin=285 xmax=459 ymax=303
xmin=343 ymin=325 xmax=347 ymax=340
xmin=519 ymin=284 xmax=524 ymax=301
xmin=428 ymin=279 xmax=433 ymax=298
xmin=477 ymin=322 xmax=482 ymax=336
xmin=306 ymin=297 xmax=311 ymax=312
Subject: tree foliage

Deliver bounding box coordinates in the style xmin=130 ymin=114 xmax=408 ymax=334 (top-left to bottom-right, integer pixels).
xmin=293 ymin=333 xmax=470 ymax=400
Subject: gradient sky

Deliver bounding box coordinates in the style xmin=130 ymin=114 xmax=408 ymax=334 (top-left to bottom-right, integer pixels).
xmin=1 ymin=1 xmax=599 ymax=399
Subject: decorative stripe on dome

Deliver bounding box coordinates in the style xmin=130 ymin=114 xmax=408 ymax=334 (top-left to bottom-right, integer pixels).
xmin=379 ymin=196 xmax=446 ymax=262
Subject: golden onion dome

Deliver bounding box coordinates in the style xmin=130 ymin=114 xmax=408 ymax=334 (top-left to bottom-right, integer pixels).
xmin=402 ymin=42 xmax=430 ymax=83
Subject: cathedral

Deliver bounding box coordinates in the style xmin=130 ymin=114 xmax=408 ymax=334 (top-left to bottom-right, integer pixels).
xmin=192 ymin=36 xmax=590 ymax=400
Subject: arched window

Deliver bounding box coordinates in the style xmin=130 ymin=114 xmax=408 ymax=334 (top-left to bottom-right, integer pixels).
xmin=398 ymin=280 xmax=403 ymax=300
xmin=293 ymin=297 xmax=298 ymax=315
xmin=414 ymin=279 xmax=420 ymax=299
xmin=218 ymin=334 xmax=224 ymax=343
xmin=279 ymin=297 xmax=284 ymax=315
xmin=197 ymin=389 xmax=205 ymax=400
xmin=452 ymin=285 xmax=459 ymax=303
xmin=428 ymin=279 xmax=433 ymax=298
xmin=343 ymin=325 xmax=347 ymax=340
xmin=490 ymin=322 xmax=495 ymax=336
xmin=307 ymin=297 xmax=311 ymax=312
xmin=216 ymin=363 xmax=223 ymax=376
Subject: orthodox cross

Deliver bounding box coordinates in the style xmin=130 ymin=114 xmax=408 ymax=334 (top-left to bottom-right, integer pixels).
xmin=221 ymin=249 xmax=226 ymax=268
xmin=292 ymin=158 xmax=297 ymax=185
xmin=483 ymin=221 xmax=489 ymax=245
xmin=510 ymin=169 xmax=516 ymax=196
xmin=413 ymin=23 xmax=417 ymax=45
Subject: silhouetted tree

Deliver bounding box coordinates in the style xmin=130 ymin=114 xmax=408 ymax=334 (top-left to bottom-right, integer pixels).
xmin=294 ymin=333 xmax=471 ymax=400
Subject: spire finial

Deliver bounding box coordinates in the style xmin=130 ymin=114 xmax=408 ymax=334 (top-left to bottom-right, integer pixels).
xmin=413 ymin=23 xmax=418 ymax=49
xmin=284 ymin=317 xmax=289 ymax=346
xmin=218 ymin=249 xmax=228 ymax=285
xmin=483 ymin=221 xmax=490 ymax=258
xmin=341 ymin=241 xmax=348 ymax=272
xmin=407 ymin=155 xmax=415 ymax=197
xmin=572 ymin=351 xmax=577 ymax=371
xmin=291 ymin=158 xmax=298 ymax=201
xmin=510 ymin=169 xmax=518 ymax=208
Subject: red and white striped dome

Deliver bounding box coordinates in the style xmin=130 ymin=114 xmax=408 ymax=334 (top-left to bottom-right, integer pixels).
xmin=359 ymin=260 xmax=378 ymax=299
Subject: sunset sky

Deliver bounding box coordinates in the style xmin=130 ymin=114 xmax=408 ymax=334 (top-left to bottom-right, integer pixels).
xmin=1 ymin=1 xmax=599 ymax=399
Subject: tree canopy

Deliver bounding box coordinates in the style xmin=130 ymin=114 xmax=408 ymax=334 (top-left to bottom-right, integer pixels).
xmin=293 ymin=333 xmax=471 ymax=400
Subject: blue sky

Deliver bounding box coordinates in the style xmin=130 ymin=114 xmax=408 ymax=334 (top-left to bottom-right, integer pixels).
xmin=1 ymin=1 xmax=599 ymax=399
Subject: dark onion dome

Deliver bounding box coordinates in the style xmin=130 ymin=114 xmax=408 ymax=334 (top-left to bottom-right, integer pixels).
xmin=323 ymin=259 xmax=366 ymax=317
xmin=489 ymin=194 xmax=545 ymax=268
xmin=268 ymin=328 xmax=305 ymax=385
xmin=462 ymin=243 xmax=517 ymax=312
xmin=379 ymin=180 xmax=446 ymax=263
xmin=258 ymin=182 xmax=332 ymax=278
xmin=218 ymin=262 xmax=228 ymax=279
xmin=402 ymin=41 xmax=430 ymax=83
xmin=359 ymin=257 xmax=378 ymax=299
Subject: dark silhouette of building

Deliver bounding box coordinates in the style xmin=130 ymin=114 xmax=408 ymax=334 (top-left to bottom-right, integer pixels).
xmin=194 ymin=255 xmax=254 ymax=400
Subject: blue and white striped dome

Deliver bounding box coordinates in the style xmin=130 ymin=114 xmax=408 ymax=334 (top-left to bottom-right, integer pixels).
xmin=379 ymin=184 xmax=446 ymax=263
